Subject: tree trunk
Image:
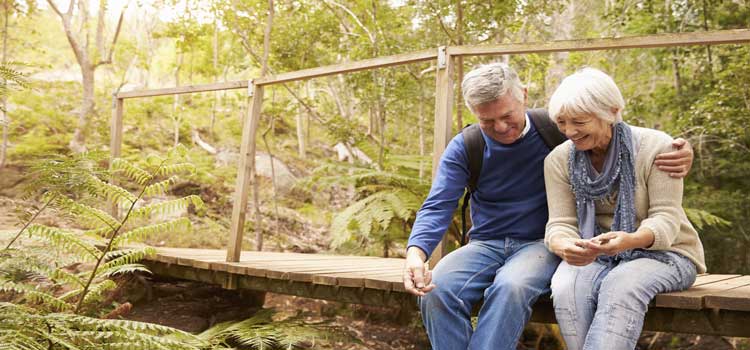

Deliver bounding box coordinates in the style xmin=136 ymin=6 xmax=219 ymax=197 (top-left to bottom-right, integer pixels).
xmin=455 ymin=0 xmax=463 ymax=131
xmin=253 ymin=0 xmax=274 ymax=251
xmin=48 ymin=0 xmax=127 ymax=153
xmin=70 ymin=66 xmax=95 ymax=153
xmin=210 ymin=5 xmax=219 ymax=140
xmin=296 ymin=100 xmax=306 ymax=157
xmin=0 ymin=0 xmax=9 ymax=169
xmin=172 ymin=47 xmax=183 ymax=147
xmin=418 ymin=90 xmax=425 ymax=179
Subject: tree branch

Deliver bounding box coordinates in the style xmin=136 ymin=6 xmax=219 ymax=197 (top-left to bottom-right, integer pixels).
xmin=47 ymin=0 xmax=86 ymax=68
xmin=95 ymin=2 xmax=128 ymax=67
xmin=95 ymin=0 xmax=106 ymax=61
xmin=325 ymin=0 xmax=375 ymax=45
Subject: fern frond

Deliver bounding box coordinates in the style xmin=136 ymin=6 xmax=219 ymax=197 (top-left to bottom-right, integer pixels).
xmin=113 ymin=218 xmax=192 ymax=247
xmin=26 ymin=225 xmax=100 ymax=262
xmin=685 ymin=207 xmax=732 ymax=230
xmin=92 ymin=263 xmax=150 ymax=279
xmin=101 ymin=247 xmax=156 ymax=271
xmin=86 ymin=175 xmax=137 ymax=206
xmin=80 ymin=279 xmax=117 ymax=306
xmin=53 ymin=196 xmax=120 ymax=230
xmin=131 ymin=196 xmax=204 ymax=221
xmin=0 ymin=331 xmax=47 ymax=350
xmin=156 ymin=163 xmax=196 ymax=177
xmin=329 ymin=190 xmax=420 ymax=249
xmin=110 ymin=159 xmax=153 ymax=186
xmin=0 ymin=64 xmax=29 ymax=89
xmin=0 ymin=282 xmax=73 ymax=312
xmin=47 ymin=268 xmax=85 ymax=288
xmin=82 ymin=226 xmax=114 ymax=239
xmin=143 ymin=176 xmax=179 ymax=196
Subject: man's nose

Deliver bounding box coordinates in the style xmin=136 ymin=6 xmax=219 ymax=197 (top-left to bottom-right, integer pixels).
xmin=494 ymin=121 xmax=509 ymax=133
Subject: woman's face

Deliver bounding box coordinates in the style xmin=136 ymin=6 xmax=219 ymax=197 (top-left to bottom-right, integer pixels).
xmin=555 ymin=112 xmax=612 ymax=152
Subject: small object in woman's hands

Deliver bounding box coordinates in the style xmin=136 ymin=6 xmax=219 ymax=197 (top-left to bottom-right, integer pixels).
xmin=594 ymin=236 xmax=612 ymax=245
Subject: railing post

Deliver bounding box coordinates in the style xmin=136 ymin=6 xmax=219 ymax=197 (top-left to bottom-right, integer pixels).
xmin=429 ymin=46 xmax=454 ymax=269
xmin=110 ymin=94 xmax=124 ymax=217
xmin=226 ymin=81 xmax=264 ymax=263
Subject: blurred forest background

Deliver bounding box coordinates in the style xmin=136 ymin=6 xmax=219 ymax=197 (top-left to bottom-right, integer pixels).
xmin=0 ymin=0 xmax=749 ymax=349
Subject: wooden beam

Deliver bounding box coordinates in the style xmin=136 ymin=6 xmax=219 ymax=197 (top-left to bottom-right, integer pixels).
xmin=429 ymin=47 xmax=455 ymax=269
xmin=116 ymin=80 xmax=249 ymax=99
xmin=448 ymin=29 xmax=750 ymax=56
xmin=109 ymin=96 xmax=124 ymax=217
xmin=226 ymin=83 xmax=264 ymax=262
xmin=253 ymin=49 xmax=436 ymax=86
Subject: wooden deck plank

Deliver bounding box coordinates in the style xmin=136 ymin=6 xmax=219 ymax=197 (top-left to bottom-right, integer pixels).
xmin=655 ymin=275 xmax=750 ymax=309
xmin=705 ymin=285 xmax=750 ymax=311
xmin=144 ymin=248 xmax=750 ymax=314
xmin=692 ymin=274 xmax=741 ymax=286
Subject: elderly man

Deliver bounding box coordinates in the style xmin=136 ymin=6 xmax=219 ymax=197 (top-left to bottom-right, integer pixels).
xmin=402 ymin=63 xmax=693 ymax=350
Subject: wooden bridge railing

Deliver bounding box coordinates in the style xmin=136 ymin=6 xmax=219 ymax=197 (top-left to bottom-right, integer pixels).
xmin=109 ymin=28 xmax=750 ymax=268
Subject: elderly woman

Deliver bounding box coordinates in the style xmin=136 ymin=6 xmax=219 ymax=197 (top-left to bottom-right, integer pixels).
xmin=543 ymin=68 xmax=706 ymax=350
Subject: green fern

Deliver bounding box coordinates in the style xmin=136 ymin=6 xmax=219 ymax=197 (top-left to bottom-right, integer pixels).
xmin=1 ymin=150 xmax=207 ymax=349
xmin=198 ymin=308 xmax=333 ymax=350
xmin=685 ymin=207 xmax=732 ymax=230
xmin=113 ymin=218 xmax=192 ymax=246
xmin=306 ymin=156 xmax=430 ymax=256
xmin=25 ymin=225 xmax=100 ymax=262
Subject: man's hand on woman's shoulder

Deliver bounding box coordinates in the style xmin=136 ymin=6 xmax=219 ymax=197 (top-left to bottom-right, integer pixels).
xmin=655 ymin=138 xmax=693 ymax=178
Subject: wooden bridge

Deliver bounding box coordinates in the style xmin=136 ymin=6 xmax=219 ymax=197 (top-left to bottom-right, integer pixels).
xmin=113 ymin=29 xmax=750 ymax=339
xmin=141 ymin=246 xmax=750 ymax=337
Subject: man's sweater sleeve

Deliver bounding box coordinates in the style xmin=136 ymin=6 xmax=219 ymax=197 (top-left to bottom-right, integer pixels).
xmin=407 ymin=135 xmax=470 ymax=258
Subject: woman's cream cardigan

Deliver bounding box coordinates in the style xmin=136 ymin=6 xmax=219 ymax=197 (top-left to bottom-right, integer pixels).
xmin=543 ymin=126 xmax=706 ymax=273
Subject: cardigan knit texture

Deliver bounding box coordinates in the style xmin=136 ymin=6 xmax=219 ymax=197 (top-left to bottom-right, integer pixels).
xmin=544 ymin=126 xmax=706 ymax=273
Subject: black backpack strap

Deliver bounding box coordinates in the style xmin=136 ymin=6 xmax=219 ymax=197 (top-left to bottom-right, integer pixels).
xmin=527 ymin=108 xmax=567 ymax=150
xmin=460 ymin=124 xmax=485 ymax=245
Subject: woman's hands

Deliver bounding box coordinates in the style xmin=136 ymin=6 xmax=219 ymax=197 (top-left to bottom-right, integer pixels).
xmin=550 ymin=229 xmax=656 ymax=265
xmin=549 ymin=236 xmax=598 ymax=266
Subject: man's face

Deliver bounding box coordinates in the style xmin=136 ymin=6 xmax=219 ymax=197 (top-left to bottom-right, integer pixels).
xmin=473 ymin=89 xmax=528 ymax=144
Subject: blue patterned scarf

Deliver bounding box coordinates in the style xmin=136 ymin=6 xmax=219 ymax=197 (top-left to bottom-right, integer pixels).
xmin=568 ymin=122 xmax=637 ymax=239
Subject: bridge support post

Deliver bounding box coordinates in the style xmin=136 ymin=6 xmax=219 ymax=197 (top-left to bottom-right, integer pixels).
xmin=429 ymin=46 xmax=455 ymax=268
xmin=227 ymin=81 xmax=265 ymax=262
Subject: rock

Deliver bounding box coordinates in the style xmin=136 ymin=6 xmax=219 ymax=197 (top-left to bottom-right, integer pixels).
xmin=215 ymin=151 xmax=297 ymax=193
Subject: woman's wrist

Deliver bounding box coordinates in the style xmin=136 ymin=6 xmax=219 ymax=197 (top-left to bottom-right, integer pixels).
xmin=629 ymin=229 xmax=655 ymax=250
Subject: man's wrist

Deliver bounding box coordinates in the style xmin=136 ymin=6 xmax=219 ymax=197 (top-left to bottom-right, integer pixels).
xmin=407 ymin=246 xmax=428 ymax=262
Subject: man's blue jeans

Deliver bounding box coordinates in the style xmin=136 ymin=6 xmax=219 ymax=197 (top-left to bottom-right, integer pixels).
xmin=551 ymin=252 xmax=697 ymax=350
xmin=419 ymin=237 xmax=561 ymax=350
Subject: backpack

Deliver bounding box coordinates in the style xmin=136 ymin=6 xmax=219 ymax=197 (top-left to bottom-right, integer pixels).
xmin=459 ymin=108 xmax=567 ymax=245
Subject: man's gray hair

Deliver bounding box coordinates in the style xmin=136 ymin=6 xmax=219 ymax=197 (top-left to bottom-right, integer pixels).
xmin=462 ymin=62 xmax=525 ymax=112
xmin=548 ymin=67 xmax=625 ymax=124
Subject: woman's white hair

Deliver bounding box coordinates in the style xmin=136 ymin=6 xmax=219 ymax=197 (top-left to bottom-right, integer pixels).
xmin=462 ymin=62 xmax=525 ymax=112
xmin=548 ymin=67 xmax=625 ymax=124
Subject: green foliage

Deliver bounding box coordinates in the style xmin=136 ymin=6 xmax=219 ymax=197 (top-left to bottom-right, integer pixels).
xmin=0 ymin=150 xmax=207 ymax=348
xmin=308 ymin=156 xmax=430 ymax=256
xmin=198 ymin=308 xmax=334 ymax=350
xmin=0 ymin=62 xmax=29 ymax=109
xmin=684 ymin=208 xmax=731 ymax=231
xmin=0 ymin=302 xmax=207 ymax=350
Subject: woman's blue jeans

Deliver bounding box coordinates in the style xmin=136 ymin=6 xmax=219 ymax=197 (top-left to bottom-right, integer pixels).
xmin=551 ymin=252 xmax=697 ymax=350
xmin=419 ymin=238 xmax=561 ymax=350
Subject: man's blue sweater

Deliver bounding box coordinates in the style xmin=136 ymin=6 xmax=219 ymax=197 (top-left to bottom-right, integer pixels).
xmin=407 ymin=115 xmax=551 ymax=257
